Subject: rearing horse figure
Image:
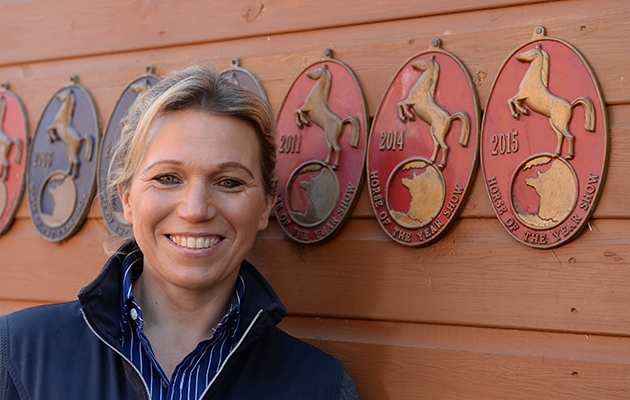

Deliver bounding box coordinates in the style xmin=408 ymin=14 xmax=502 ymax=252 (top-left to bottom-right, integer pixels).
xmin=46 ymin=90 xmax=93 ymax=179
xmin=507 ymin=44 xmax=595 ymax=159
xmin=0 ymin=97 xmax=22 ymax=181
xmin=397 ymin=56 xmax=470 ymax=169
xmin=295 ymin=64 xmax=360 ymax=170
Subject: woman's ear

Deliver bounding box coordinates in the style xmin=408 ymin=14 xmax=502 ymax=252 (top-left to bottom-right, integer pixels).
xmin=257 ymin=193 xmax=275 ymax=232
xmin=119 ymin=183 xmax=133 ymax=225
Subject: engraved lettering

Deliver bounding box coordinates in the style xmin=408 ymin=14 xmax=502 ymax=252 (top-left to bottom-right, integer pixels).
xmin=337 ymin=182 xmax=356 ymax=215
xmin=379 ymin=130 xmax=405 ymax=151
xmin=392 ymin=226 xmax=412 ymax=243
xmin=291 ymin=226 xmax=309 ymax=240
xmin=279 ymin=212 xmax=291 ymax=226
xmin=370 ymin=171 xmax=384 ymax=208
xmin=274 ymin=195 xmax=283 ymax=211
xmin=579 ymin=172 xmax=600 ymax=211
xmin=487 ymin=176 xmax=508 ymax=215
xmin=379 ymin=211 xmax=391 ymax=225
xmin=505 ymin=217 xmax=519 ymax=231
xmin=33 ymin=151 xmax=53 ymax=168
xmin=491 ymin=130 xmax=519 ymax=156
xmin=443 ymin=182 xmax=464 ymax=218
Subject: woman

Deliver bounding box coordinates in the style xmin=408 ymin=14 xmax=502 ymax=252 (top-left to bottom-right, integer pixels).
xmin=0 ymin=66 xmax=360 ymax=399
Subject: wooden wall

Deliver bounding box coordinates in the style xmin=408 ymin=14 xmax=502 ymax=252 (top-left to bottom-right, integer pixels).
xmin=1 ymin=0 xmax=630 ymax=398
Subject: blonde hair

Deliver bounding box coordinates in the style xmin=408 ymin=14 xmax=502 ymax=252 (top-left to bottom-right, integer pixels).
xmin=107 ymin=65 xmax=277 ymax=244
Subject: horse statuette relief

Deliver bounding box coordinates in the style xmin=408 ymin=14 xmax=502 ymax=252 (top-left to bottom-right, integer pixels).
xmin=397 ymin=56 xmax=470 ymax=168
xmin=295 ymin=64 xmax=360 ymax=170
xmin=0 ymin=98 xmax=22 ymax=181
xmin=507 ymin=44 xmax=595 ymax=159
xmin=46 ymin=90 xmax=93 ymax=179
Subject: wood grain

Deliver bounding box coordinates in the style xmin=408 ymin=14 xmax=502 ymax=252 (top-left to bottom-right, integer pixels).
xmin=251 ymin=217 xmax=630 ymax=337
xmin=280 ymin=316 xmax=630 ymax=400
xmin=0 ymin=0 xmax=551 ymax=66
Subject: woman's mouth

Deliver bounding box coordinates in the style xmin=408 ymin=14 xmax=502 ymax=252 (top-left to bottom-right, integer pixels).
xmin=168 ymin=235 xmax=221 ymax=249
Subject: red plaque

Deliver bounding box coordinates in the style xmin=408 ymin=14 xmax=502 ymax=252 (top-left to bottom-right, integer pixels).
xmin=0 ymin=84 xmax=28 ymax=236
xmin=367 ymin=39 xmax=480 ymax=246
xmin=481 ymin=27 xmax=608 ymax=248
xmin=275 ymin=49 xmax=368 ymax=244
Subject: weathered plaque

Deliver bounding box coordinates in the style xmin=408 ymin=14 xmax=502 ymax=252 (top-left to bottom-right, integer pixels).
xmin=27 ymin=76 xmax=101 ymax=242
xmin=275 ymin=49 xmax=368 ymax=244
xmin=481 ymin=27 xmax=608 ymax=248
xmin=220 ymin=58 xmax=268 ymax=103
xmin=0 ymin=84 xmax=28 ymax=236
xmin=98 ymin=67 xmax=160 ymax=237
xmin=367 ymin=39 xmax=480 ymax=246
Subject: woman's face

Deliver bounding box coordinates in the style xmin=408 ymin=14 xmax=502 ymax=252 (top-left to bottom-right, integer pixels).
xmin=121 ymin=110 xmax=274 ymax=293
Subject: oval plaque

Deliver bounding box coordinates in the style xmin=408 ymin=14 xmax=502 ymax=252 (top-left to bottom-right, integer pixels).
xmin=0 ymin=84 xmax=28 ymax=236
xmin=27 ymin=76 xmax=101 ymax=242
xmin=274 ymin=49 xmax=368 ymax=244
xmin=219 ymin=58 xmax=268 ymax=103
xmin=98 ymin=67 xmax=160 ymax=237
xmin=367 ymin=39 xmax=480 ymax=246
xmin=481 ymin=27 xmax=608 ymax=248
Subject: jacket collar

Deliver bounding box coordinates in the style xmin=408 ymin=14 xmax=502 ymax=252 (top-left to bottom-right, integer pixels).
xmin=78 ymin=241 xmax=288 ymax=351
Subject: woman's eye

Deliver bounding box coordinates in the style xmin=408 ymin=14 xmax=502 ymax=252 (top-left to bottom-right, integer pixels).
xmin=155 ymin=175 xmax=179 ymax=184
xmin=220 ymin=178 xmax=243 ymax=189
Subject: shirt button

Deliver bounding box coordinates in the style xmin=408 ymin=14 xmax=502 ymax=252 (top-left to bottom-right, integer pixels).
xmin=130 ymin=308 xmax=138 ymax=321
xmin=162 ymin=381 xmax=168 ymax=388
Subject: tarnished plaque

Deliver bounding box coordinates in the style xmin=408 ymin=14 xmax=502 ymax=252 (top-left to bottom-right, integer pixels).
xmin=27 ymin=76 xmax=101 ymax=242
xmin=98 ymin=67 xmax=160 ymax=237
xmin=481 ymin=27 xmax=608 ymax=248
xmin=220 ymin=58 xmax=268 ymax=103
xmin=367 ymin=39 xmax=480 ymax=246
xmin=275 ymin=49 xmax=368 ymax=244
xmin=0 ymin=84 xmax=28 ymax=236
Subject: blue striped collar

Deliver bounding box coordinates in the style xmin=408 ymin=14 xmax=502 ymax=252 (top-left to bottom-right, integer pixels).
xmin=120 ymin=248 xmax=245 ymax=343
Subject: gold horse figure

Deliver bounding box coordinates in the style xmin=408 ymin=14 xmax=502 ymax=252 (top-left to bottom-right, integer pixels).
xmin=46 ymin=90 xmax=93 ymax=179
xmin=295 ymin=64 xmax=360 ymax=170
xmin=0 ymin=98 xmax=22 ymax=181
xmin=397 ymin=56 xmax=470 ymax=168
xmin=507 ymin=44 xmax=595 ymax=159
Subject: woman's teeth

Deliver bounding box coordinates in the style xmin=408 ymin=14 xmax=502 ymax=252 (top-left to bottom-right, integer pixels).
xmin=169 ymin=235 xmax=220 ymax=249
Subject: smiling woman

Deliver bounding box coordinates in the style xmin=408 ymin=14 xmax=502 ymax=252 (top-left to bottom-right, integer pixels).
xmin=0 ymin=66 xmax=360 ymax=400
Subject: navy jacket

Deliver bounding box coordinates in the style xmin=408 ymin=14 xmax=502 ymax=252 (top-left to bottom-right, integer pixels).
xmin=1 ymin=243 xmax=355 ymax=399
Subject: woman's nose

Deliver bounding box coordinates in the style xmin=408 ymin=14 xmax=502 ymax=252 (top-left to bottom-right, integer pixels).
xmin=177 ymin=181 xmax=216 ymax=222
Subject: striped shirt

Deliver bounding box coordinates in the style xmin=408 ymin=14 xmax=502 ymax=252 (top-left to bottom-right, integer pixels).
xmin=120 ymin=249 xmax=244 ymax=400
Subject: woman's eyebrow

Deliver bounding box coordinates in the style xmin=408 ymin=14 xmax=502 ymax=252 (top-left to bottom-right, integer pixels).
xmin=142 ymin=159 xmax=182 ymax=174
xmin=142 ymin=160 xmax=254 ymax=177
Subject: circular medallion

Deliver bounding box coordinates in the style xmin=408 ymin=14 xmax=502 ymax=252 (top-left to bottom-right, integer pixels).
xmin=27 ymin=76 xmax=101 ymax=242
xmin=275 ymin=49 xmax=368 ymax=244
xmin=0 ymin=84 xmax=29 ymax=236
xmin=367 ymin=39 xmax=480 ymax=246
xmin=481 ymin=27 xmax=608 ymax=248
xmin=219 ymin=58 xmax=268 ymax=103
xmin=98 ymin=68 xmax=160 ymax=237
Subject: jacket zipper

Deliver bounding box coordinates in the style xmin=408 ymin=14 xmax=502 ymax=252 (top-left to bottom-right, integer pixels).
xmin=81 ymin=309 xmax=152 ymax=400
xmin=199 ymin=309 xmax=263 ymax=399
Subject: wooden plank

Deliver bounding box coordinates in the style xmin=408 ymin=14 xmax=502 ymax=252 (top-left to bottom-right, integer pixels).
xmin=249 ymin=218 xmax=630 ymax=337
xmin=280 ymin=317 xmax=630 ymax=400
xmin=0 ymin=0 xmax=551 ymax=66
xmin=0 ymin=217 xmax=111 ymax=303
xmin=4 ymin=215 xmax=630 ymax=336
